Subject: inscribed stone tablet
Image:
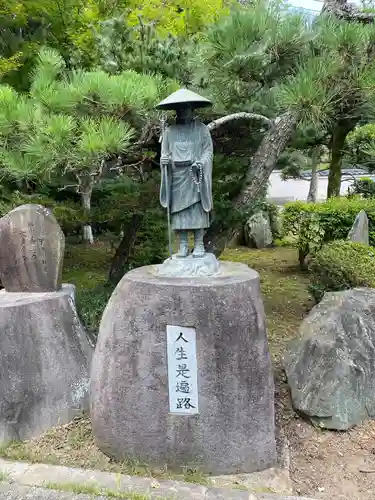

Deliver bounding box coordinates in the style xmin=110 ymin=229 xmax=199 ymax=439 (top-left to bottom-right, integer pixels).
xmin=167 ymin=325 xmax=199 ymax=415
xmin=0 ymin=204 xmax=65 ymax=292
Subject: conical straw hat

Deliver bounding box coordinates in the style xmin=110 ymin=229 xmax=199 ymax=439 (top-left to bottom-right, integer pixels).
xmin=156 ymin=88 xmax=212 ymax=110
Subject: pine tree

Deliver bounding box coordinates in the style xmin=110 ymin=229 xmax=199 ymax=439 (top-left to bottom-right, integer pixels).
xmin=0 ymin=48 xmax=170 ymax=243
xmin=191 ymin=3 xmax=375 ymax=253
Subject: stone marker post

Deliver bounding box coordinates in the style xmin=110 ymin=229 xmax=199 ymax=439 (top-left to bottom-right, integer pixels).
xmin=347 ymin=209 xmax=369 ymax=246
xmin=0 ymin=204 xmax=64 ymax=292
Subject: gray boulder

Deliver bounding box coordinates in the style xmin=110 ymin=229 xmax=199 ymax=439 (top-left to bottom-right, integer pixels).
xmin=283 ymin=288 xmax=375 ymax=430
xmin=244 ymin=212 xmax=273 ymax=249
xmin=347 ymin=209 xmax=369 ymax=246
xmin=0 ymin=204 xmax=65 ymax=292
xmin=0 ymin=285 xmax=92 ymax=443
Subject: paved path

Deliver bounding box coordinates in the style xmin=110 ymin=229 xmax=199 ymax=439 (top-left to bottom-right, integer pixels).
xmin=0 ymin=458 xmax=315 ymax=499
xmin=267 ymin=171 xmax=355 ymax=203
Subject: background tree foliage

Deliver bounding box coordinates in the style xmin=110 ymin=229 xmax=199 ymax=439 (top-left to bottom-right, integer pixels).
xmin=0 ymin=47 xmax=177 ymax=244
xmin=346 ymin=123 xmax=375 ymax=170
xmin=0 ymin=0 xmax=232 ymax=88
xmin=94 ymin=16 xmax=194 ymax=84
xmin=126 ymin=0 xmax=231 ymax=37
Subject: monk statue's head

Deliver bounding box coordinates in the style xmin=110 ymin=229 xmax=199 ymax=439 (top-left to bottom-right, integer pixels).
xmin=175 ymin=106 xmax=194 ymax=125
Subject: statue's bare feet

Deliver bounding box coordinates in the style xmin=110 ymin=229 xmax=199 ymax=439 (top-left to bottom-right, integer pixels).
xmin=176 ymin=243 xmax=189 ymax=258
xmin=192 ymin=244 xmax=205 ymax=258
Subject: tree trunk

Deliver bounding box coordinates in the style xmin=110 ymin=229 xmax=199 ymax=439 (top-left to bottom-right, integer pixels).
xmin=204 ymin=111 xmax=299 ymax=257
xmin=299 ymin=246 xmax=309 ymax=271
xmin=327 ymin=123 xmax=354 ymax=198
xmin=307 ymin=146 xmax=320 ymax=203
xmin=108 ymin=214 xmax=144 ymax=285
xmin=81 ymin=186 xmax=94 ymax=244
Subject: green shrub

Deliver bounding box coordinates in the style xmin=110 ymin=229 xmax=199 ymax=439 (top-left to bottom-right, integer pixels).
xmin=128 ymin=211 xmax=168 ymax=269
xmin=76 ymin=285 xmax=114 ymax=341
xmin=264 ymin=202 xmax=280 ymax=239
xmin=63 ymin=242 xmax=113 ymax=339
xmin=308 ymin=240 xmax=375 ymax=302
xmin=282 ymin=197 xmax=375 ymax=266
xmin=346 ymin=123 xmax=375 ymax=170
xmin=351 ymin=177 xmax=375 ymax=198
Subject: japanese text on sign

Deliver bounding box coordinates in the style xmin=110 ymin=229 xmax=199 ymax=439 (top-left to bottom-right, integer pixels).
xmin=166 ymin=325 xmax=199 ymax=415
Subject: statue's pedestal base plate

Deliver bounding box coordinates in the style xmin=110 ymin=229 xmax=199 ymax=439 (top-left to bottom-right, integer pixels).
xmin=156 ymin=253 xmax=220 ymax=277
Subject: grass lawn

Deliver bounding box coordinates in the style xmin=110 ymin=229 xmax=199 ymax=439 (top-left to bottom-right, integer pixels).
xmin=0 ymin=243 xmax=313 ymax=485
xmin=63 ymin=241 xmax=114 ymax=336
xmin=222 ymin=247 xmax=312 ymax=363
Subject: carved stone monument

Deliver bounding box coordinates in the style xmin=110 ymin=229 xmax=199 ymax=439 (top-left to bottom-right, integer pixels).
xmin=245 ymin=211 xmax=273 ymax=249
xmin=0 ymin=204 xmax=92 ymax=443
xmin=0 ymin=204 xmax=64 ymax=292
xmin=90 ymin=90 xmax=276 ymax=474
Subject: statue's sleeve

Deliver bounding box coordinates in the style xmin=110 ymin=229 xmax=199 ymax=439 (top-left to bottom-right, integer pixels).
xmin=160 ymin=128 xmax=171 ymax=209
xmin=199 ymin=125 xmax=213 ymax=213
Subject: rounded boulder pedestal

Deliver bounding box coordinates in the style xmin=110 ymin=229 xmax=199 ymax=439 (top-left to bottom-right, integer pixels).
xmin=0 ymin=285 xmax=92 ymax=443
xmin=90 ymin=262 xmax=276 ymax=474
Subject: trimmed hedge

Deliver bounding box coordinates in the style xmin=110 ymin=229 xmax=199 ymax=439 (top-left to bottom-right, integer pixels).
xmin=282 ymin=197 xmax=375 ymax=266
xmin=308 ymin=240 xmax=375 ymax=302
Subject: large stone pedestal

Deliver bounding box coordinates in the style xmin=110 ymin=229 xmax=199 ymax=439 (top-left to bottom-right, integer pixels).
xmin=90 ymin=262 xmax=276 ymax=474
xmin=0 ymin=285 xmax=92 ymax=443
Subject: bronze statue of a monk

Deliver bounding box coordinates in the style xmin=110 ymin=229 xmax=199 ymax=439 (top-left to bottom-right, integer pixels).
xmin=156 ymin=89 xmax=213 ymax=258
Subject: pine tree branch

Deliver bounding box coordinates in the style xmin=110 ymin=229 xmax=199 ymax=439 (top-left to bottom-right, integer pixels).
xmin=207 ymin=112 xmax=274 ymax=132
xmin=58 ymin=184 xmax=80 ymax=192
xmin=110 ymin=159 xmax=146 ymax=181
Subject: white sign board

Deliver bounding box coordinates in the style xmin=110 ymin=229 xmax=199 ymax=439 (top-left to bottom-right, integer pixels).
xmin=167 ymin=325 xmax=199 ymax=415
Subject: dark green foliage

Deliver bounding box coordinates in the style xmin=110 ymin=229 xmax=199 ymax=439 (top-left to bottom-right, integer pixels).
xmin=63 ymin=241 xmax=113 ymax=338
xmin=195 ymin=3 xmax=312 ymax=116
xmin=90 ymin=175 xmax=160 ymax=233
xmin=76 ymin=284 xmax=113 ymax=340
xmin=96 ymin=16 xmax=194 ymax=84
xmin=267 ymin=202 xmax=280 ymax=239
xmin=346 ymin=123 xmax=375 ymax=170
xmin=0 ymin=190 xmax=85 ymax=234
xmin=91 ymin=174 xmax=168 ymax=276
xmin=309 ymin=240 xmax=375 ymax=302
xmin=212 ymin=153 xmax=248 ymax=225
xmin=350 ymin=177 xmax=375 ymax=198
xmin=211 ymin=153 xmax=269 ymax=232
xmin=278 ymin=150 xmax=310 ymax=179
xmin=128 ymin=211 xmax=168 ymax=269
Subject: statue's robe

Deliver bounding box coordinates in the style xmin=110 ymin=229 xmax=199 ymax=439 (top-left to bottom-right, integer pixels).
xmin=160 ymin=120 xmax=213 ymax=230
